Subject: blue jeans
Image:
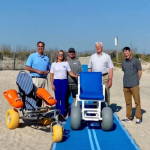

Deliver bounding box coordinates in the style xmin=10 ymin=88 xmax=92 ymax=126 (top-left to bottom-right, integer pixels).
xmin=53 ymin=79 xmax=68 ymax=115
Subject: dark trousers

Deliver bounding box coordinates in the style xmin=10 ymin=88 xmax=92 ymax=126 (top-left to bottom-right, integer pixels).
xmin=53 ymin=79 xmax=68 ymax=116
xmin=66 ymin=85 xmax=78 ymax=114
xmin=123 ymin=85 xmax=142 ymax=119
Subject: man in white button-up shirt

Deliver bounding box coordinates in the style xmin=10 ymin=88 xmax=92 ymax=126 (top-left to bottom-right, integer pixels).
xmin=88 ymin=42 xmax=114 ymax=105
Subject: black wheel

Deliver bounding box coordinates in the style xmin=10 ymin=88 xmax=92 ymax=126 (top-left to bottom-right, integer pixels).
xmin=70 ymin=106 xmax=81 ymax=130
xmin=101 ymin=107 xmax=113 ymax=131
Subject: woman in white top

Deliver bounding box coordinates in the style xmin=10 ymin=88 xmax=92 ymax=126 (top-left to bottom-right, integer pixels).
xmin=50 ymin=50 xmax=78 ymax=118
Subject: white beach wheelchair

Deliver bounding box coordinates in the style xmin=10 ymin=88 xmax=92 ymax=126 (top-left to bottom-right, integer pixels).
xmin=70 ymin=72 xmax=113 ymax=131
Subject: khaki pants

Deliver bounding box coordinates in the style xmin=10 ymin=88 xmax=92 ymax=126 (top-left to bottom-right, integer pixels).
xmin=32 ymin=78 xmax=48 ymax=107
xmin=103 ymin=74 xmax=110 ymax=105
xmin=123 ymin=85 xmax=142 ymax=119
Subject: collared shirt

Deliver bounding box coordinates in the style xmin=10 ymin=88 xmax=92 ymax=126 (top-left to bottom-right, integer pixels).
xmin=88 ymin=52 xmax=114 ymax=74
xmin=50 ymin=61 xmax=71 ymax=79
xmin=122 ymin=57 xmax=142 ymax=88
xmin=66 ymin=56 xmax=82 ymax=85
xmin=26 ymin=52 xmax=50 ymax=77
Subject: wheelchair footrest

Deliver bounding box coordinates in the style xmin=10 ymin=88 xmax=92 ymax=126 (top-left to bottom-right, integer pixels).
xmin=83 ymin=116 xmax=101 ymax=121
xmin=86 ymin=111 xmax=100 ymax=114
xmin=82 ymin=109 xmax=102 ymax=121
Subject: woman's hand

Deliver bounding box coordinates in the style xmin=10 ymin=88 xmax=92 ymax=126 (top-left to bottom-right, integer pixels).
xmin=50 ymin=73 xmax=55 ymax=91
xmin=52 ymin=84 xmax=55 ymax=91
xmin=69 ymin=71 xmax=79 ymax=78
xmin=75 ymin=74 xmax=79 ymax=78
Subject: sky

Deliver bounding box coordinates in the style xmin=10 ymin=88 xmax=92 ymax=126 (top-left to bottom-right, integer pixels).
xmin=0 ymin=0 xmax=150 ymax=53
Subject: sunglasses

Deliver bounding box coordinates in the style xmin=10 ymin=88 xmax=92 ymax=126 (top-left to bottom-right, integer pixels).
xmin=58 ymin=54 xmax=64 ymax=56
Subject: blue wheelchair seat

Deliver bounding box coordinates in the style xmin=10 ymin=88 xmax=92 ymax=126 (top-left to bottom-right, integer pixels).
xmin=80 ymin=92 xmax=104 ymax=100
xmin=79 ymin=72 xmax=104 ymax=100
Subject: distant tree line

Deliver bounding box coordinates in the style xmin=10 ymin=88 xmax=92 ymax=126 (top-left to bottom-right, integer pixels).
xmin=0 ymin=44 xmax=150 ymax=64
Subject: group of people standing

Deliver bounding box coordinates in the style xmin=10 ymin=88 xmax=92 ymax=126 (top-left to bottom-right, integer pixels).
xmin=25 ymin=41 xmax=142 ymax=124
xmin=25 ymin=41 xmax=82 ymax=119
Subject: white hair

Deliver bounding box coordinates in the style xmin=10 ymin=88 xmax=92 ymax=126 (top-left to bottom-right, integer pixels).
xmin=95 ymin=42 xmax=103 ymax=47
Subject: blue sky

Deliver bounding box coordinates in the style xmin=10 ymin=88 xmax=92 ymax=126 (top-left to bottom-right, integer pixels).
xmin=0 ymin=0 xmax=150 ymax=53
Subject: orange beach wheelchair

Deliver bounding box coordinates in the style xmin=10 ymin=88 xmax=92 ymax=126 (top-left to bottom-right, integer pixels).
xmin=3 ymin=71 xmax=65 ymax=143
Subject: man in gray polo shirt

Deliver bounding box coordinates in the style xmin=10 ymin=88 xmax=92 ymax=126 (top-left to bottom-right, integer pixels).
xmin=66 ymin=47 xmax=82 ymax=118
xmin=88 ymin=42 xmax=114 ymax=105
xmin=121 ymin=47 xmax=142 ymax=124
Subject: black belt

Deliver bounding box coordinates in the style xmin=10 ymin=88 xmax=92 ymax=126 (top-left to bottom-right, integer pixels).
xmin=102 ymin=73 xmax=108 ymax=76
xmin=32 ymin=76 xmax=47 ymax=79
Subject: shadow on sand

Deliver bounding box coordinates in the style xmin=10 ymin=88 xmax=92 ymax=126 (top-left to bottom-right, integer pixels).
xmin=132 ymin=107 xmax=146 ymax=122
xmin=110 ymin=103 xmax=122 ymax=113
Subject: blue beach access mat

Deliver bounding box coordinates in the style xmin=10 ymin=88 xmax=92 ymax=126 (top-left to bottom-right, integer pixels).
xmin=51 ymin=65 xmax=140 ymax=150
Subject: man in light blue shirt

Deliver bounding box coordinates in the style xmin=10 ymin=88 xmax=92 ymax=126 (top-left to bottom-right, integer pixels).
xmin=25 ymin=41 xmax=50 ymax=106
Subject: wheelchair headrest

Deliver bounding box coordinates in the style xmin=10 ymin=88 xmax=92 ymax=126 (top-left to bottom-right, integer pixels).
xmin=79 ymin=72 xmax=103 ymax=93
xmin=16 ymin=71 xmax=33 ymax=95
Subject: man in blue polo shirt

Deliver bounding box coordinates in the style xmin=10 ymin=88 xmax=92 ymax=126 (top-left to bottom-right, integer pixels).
xmin=25 ymin=41 xmax=50 ymax=106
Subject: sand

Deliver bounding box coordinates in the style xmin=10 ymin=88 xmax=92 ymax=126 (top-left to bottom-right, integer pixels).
xmin=0 ymin=57 xmax=149 ymax=150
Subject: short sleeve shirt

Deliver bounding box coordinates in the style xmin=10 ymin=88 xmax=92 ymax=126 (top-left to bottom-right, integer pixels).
xmin=26 ymin=52 xmax=50 ymax=77
xmin=122 ymin=57 xmax=142 ymax=88
xmin=88 ymin=52 xmax=114 ymax=74
xmin=50 ymin=61 xmax=71 ymax=79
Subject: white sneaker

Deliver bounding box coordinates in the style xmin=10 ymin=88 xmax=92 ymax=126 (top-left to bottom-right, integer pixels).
xmin=136 ymin=119 xmax=141 ymax=125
